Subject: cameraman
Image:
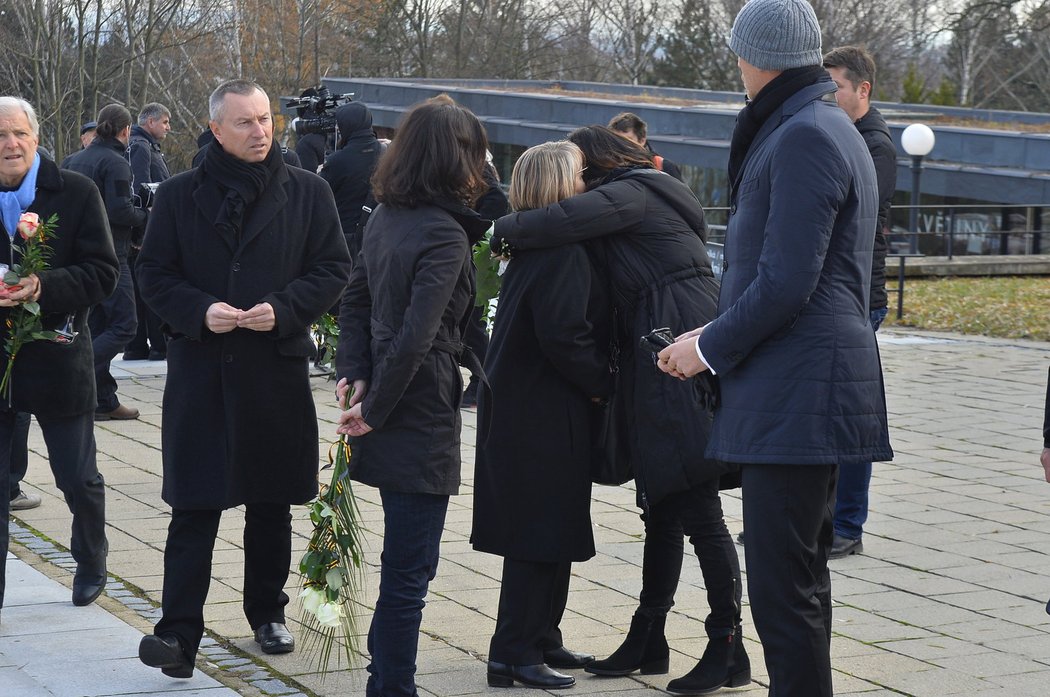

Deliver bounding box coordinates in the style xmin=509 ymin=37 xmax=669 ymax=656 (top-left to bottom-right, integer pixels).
xmin=319 ymin=101 xmax=383 ymax=263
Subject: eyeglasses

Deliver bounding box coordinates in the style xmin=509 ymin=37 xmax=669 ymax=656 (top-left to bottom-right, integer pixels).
xmin=578 ymin=167 xmax=588 ymax=176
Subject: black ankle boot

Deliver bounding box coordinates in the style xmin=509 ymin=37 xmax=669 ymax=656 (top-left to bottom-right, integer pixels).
xmin=585 ymin=611 xmax=669 ymax=676
xmin=666 ymin=627 xmax=751 ymax=695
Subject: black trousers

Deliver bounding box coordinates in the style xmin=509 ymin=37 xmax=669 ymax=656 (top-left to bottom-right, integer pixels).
xmin=489 ymin=558 xmax=571 ymax=665
xmin=7 ymin=411 xmax=30 ymax=500
xmin=153 ymin=503 xmax=292 ymax=657
xmin=742 ymin=463 xmax=837 ymax=697
xmin=0 ymin=409 xmax=106 ymax=608
xmin=637 ymin=478 xmax=742 ymax=638
xmin=126 ymin=249 xmax=167 ymax=356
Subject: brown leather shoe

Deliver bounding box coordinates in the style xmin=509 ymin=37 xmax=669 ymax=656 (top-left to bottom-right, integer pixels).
xmin=95 ymin=404 xmax=140 ymax=421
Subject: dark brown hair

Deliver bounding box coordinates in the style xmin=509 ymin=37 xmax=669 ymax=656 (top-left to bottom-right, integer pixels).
xmin=371 ymin=95 xmax=489 ymax=208
xmin=95 ymin=104 xmax=132 ymax=140
xmin=568 ymin=125 xmax=654 ymax=189
xmin=823 ymin=46 xmax=877 ymax=90
xmin=608 ymin=112 xmax=647 ymax=143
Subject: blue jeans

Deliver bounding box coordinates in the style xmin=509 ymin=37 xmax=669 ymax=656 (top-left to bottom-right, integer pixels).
xmin=90 ymin=258 xmax=137 ymax=411
xmin=366 ymin=490 xmax=449 ymax=697
xmin=832 ymin=307 xmax=887 ymax=540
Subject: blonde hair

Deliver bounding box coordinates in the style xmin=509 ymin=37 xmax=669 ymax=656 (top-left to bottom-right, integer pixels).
xmin=509 ymin=141 xmax=583 ymax=211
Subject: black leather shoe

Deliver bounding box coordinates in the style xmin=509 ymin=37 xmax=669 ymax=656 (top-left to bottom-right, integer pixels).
xmin=543 ymin=646 xmax=595 ymax=669
xmin=139 ymin=634 xmax=194 ymax=678
xmin=487 ymin=661 xmax=574 ymax=689
xmin=72 ymin=566 xmax=106 ymax=607
xmin=829 ymin=534 xmax=863 ymax=560
xmin=254 ymin=622 xmax=295 ymax=654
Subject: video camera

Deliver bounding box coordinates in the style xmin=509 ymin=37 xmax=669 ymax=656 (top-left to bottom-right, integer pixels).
xmin=286 ymin=86 xmax=354 ymax=137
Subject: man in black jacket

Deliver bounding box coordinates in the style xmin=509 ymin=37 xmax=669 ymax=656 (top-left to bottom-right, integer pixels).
xmin=319 ymin=101 xmax=383 ymax=262
xmin=823 ymin=45 xmax=898 ymax=559
xmin=64 ymin=104 xmax=146 ymax=420
xmin=129 ymin=103 xmax=171 ymax=187
xmin=0 ymin=96 xmax=120 ymax=614
xmin=124 ymin=102 xmax=171 ymax=362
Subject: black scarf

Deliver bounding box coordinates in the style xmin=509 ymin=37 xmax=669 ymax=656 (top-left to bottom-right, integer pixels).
xmin=728 ymin=65 xmax=829 ymax=200
xmin=200 ymin=139 xmax=284 ymax=238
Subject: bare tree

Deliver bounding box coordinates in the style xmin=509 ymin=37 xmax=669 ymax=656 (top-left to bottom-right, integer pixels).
xmin=593 ymin=0 xmax=667 ymax=84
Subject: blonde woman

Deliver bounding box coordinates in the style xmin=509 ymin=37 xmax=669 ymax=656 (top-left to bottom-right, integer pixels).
xmin=471 ymin=142 xmax=611 ymax=689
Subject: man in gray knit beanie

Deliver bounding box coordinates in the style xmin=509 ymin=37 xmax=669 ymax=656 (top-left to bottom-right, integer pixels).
xmin=729 ymin=0 xmax=822 ymax=72
xmin=658 ymin=1 xmax=889 ymax=696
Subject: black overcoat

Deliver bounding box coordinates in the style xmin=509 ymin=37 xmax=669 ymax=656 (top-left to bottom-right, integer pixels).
xmin=336 ymin=200 xmax=489 ymax=496
xmin=471 ymin=245 xmax=610 ymax=563
xmin=493 ymin=169 xmax=732 ymax=508
xmin=137 ymin=162 xmax=352 ymax=510
xmin=1 ymin=158 xmax=119 ymax=417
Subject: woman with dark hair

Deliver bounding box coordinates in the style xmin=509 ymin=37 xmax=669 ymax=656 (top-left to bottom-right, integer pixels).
xmin=63 ymin=103 xmax=146 ymax=420
xmin=492 ymin=125 xmax=751 ymax=695
xmin=335 ymin=95 xmax=492 ymax=697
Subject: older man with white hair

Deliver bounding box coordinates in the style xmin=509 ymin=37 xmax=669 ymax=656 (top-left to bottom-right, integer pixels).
xmin=0 ymin=96 xmax=119 ymax=618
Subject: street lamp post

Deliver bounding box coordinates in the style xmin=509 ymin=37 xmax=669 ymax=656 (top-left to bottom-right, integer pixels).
xmin=901 ymin=123 xmax=936 ymax=254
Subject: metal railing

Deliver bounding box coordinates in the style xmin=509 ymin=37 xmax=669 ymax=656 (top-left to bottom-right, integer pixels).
xmin=703 ymin=204 xmax=1047 ymax=321
xmin=705 ymin=204 xmax=1046 ymax=258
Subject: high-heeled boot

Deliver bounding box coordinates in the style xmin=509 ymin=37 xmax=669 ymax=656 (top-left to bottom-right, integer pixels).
xmin=665 ymin=626 xmax=751 ymax=695
xmin=585 ymin=611 xmax=669 ymax=676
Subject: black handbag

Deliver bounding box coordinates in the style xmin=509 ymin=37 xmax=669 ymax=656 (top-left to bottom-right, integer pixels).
xmin=590 ymin=341 xmax=633 ymax=486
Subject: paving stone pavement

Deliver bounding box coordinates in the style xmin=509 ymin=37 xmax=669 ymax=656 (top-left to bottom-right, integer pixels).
xmin=5 ymin=328 xmax=1050 ymax=696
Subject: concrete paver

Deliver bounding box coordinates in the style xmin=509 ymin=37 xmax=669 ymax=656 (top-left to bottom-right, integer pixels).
xmin=4 ymin=330 xmax=1050 ymax=696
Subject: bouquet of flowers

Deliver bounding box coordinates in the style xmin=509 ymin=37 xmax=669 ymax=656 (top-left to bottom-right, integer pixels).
xmin=1 ymin=212 xmax=58 ymax=399
xmin=472 ymin=225 xmax=502 ymax=325
xmin=298 ymin=390 xmax=365 ymax=673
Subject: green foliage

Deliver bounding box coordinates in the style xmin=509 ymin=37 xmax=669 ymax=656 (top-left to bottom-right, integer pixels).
xmin=2 ymin=214 xmax=60 ymax=399
xmin=929 ymin=79 xmax=958 ymax=107
xmin=473 ymin=230 xmax=502 ymax=326
xmin=297 ymin=396 xmax=366 ymax=675
xmin=651 ymin=0 xmax=737 ymax=91
xmin=312 ymin=312 xmax=340 ymax=377
xmin=901 ymin=64 xmax=927 ymax=104
xmin=884 ymin=276 xmax=1050 ymax=341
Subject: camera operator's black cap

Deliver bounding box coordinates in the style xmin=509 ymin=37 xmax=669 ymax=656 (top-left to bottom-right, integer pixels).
xmin=80 ymin=121 xmax=97 ymax=135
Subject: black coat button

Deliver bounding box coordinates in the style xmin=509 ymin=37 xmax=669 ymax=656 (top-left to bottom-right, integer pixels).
xmin=224 ymin=355 xmax=233 ymax=363
xmin=232 ymin=262 xmax=241 ymax=271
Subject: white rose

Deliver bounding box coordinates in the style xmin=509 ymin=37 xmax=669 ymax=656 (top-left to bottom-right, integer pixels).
xmin=315 ymin=601 xmax=344 ymax=628
xmin=299 ymin=587 xmax=324 ymax=615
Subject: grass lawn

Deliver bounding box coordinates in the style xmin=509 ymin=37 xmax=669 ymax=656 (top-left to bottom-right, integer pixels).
xmin=883 ymin=276 xmax=1050 ymax=342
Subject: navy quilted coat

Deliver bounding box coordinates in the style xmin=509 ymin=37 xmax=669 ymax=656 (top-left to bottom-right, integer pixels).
xmin=697 ymin=78 xmax=893 ymax=466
